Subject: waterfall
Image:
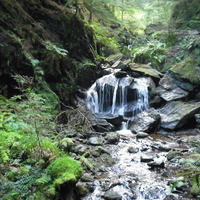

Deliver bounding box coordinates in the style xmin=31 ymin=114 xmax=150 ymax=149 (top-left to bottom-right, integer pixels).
xmin=86 ymin=74 xmax=149 ymax=118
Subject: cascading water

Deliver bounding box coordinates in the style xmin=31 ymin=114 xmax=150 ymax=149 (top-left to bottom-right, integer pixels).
xmin=84 ymin=73 xmax=173 ymax=200
xmin=86 ymin=74 xmax=149 ymax=118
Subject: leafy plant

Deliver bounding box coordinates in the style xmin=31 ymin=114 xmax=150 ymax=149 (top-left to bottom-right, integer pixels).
xmin=132 ymin=39 xmax=167 ymax=70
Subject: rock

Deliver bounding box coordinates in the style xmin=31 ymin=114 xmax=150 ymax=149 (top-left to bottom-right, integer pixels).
xmin=158 ymin=144 xmax=172 ymax=152
xmin=128 ymin=146 xmax=139 ymax=153
xmin=96 ymin=113 xmax=123 ymax=127
xmin=156 ymin=74 xmax=188 ymax=101
xmin=91 ymin=118 xmax=115 ymax=132
xmin=129 ymin=108 xmax=160 ymax=133
xmin=159 ymin=101 xmax=200 ymax=130
xmin=80 ymin=173 xmax=94 ymax=182
xmin=105 ymin=132 xmax=120 ymax=144
xmin=76 ymin=183 xmax=90 ymax=196
xmin=147 ymin=157 xmax=165 ymax=168
xmin=195 ymin=114 xmax=200 ymax=127
xmin=128 ymin=63 xmax=163 ymax=80
xmin=169 ymin=57 xmax=200 ymax=85
xmin=104 ymin=187 xmax=122 ymax=200
xmin=89 ymin=137 xmax=104 ymax=145
xmin=140 ymin=155 xmax=154 ymax=162
xmin=166 ymin=151 xmax=183 ymax=161
xmin=190 ymin=175 xmax=200 ymax=197
xmin=114 ymin=70 xmax=127 ymax=78
xmin=136 ymin=131 xmax=149 ymax=138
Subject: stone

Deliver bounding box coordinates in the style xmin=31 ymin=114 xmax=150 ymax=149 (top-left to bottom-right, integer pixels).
xmin=104 ymin=188 xmax=122 ymax=200
xmin=159 ymin=101 xmax=200 ymax=130
xmin=114 ymin=70 xmax=127 ymax=78
xmin=195 ymin=114 xmax=200 ymax=127
xmin=140 ymin=155 xmax=154 ymax=162
xmin=166 ymin=151 xmax=183 ymax=161
xmin=136 ymin=131 xmax=149 ymax=138
xmin=156 ymin=74 xmax=188 ymax=101
xmin=105 ymin=132 xmax=120 ymax=144
xmin=129 ymin=108 xmax=160 ymax=133
xmin=89 ymin=137 xmax=104 ymax=145
xmin=128 ymin=146 xmax=139 ymax=153
xmin=128 ymin=62 xmax=163 ymax=79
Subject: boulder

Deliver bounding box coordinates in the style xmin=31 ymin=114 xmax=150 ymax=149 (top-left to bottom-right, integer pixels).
xmin=156 ymin=74 xmax=188 ymax=101
xmin=128 ymin=63 xmax=163 ymax=80
xmin=96 ymin=113 xmax=124 ymax=127
xmin=105 ymin=132 xmax=120 ymax=144
xmin=136 ymin=131 xmax=149 ymax=138
xmin=129 ymin=108 xmax=161 ymax=133
xmin=89 ymin=137 xmax=104 ymax=145
xmin=159 ymin=101 xmax=200 ymax=130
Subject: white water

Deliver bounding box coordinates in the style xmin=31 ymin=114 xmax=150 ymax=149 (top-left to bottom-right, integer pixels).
xmin=84 ymin=74 xmax=172 ymax=200
xmin=86 ymin=74 xmax=149 ymax=118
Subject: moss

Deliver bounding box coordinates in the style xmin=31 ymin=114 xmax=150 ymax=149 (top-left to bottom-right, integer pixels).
xmin=169 ymin=57 xmax=200 ymax=84
xmin=190 ymin=175 xmax=200 ymax=197
xmin=129 ymin=63 xmax=162 ymax=78
xmin=47 ymin=156 xmax=83 ymax=185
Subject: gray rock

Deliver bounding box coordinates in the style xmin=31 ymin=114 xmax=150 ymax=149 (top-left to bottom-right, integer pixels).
xmin=105 ymin=132 xmax=120 ymax=144
xmin=159 ymin=101 xmax=200 ymax=130
xmin=195 ymin=114 xmax=200 ymax=127
xmin=140 ymin=155 xmax=154 ymax=162
xmin=128 ymin=146 xmax=139 ymax=153
xmin=136 ymin=131 xmax=149 ymax=138
xmin=104 ymin=188 xmax=122 ymax=200
xmin=166 ymin=151 xmax=183 ymax=161
xmin=130 ymin=108 xmax=160 ymax=133
xmin=156 ymin=74 xmax=188 ymax=101
xmin=89 ymin=137 xmax=104 ymax=145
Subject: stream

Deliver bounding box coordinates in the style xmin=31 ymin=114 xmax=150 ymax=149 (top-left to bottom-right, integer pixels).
xmin=78 ymin=72 xmax=198 ymax=200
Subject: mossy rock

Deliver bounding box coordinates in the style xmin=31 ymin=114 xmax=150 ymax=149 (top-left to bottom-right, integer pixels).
xmin=47 ymin=156 xmax=83 ymax=186
xmin=190 ymin=175 xmax=200 ymax=197
xmin=169 ymin=57 xmax=200 ymax=84
xmin=129 ymin=63 xmax=162 ymax=79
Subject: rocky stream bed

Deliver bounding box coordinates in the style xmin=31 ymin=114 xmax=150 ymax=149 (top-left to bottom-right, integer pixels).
xmin=73 ymin=128 xmax=200 ymax=200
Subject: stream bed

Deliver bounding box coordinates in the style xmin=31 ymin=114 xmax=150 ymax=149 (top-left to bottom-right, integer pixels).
xmin=77 ymin=129 xmax=199 ymax=200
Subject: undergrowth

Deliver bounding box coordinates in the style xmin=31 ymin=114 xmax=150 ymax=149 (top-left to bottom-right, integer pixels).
xmin=0 ymin=76 xmax=83 ymax=199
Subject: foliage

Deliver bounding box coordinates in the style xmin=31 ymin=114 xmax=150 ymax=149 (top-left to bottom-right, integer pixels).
xmin=0 ymin=81 xmax=83 ymax=199
xmin=132 ymin=40 xmax=167 ymax=70
xmin=170 ymin=57 xmax=200 ymax=84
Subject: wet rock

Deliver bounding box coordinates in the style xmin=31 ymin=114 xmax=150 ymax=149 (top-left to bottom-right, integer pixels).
xmin=159 ymin=101 xmax=200 ymax=130
xmin=76 ymin=183 xmax=90 ymax=196
xmin=104 ymin=188 xmax=122 ymax=200
xmin=147 ymin=158 xmax=165 ymax=168
xmin=129 ymin=108 xmax=160 ymax=133
xmin=128 ymin=146 xmax=139 ymax=153
xmin=190 ymin=175 xmax=200 ymax=197
xmin=91 ymin=146 xmax=110 ymax=157
xmin=105 ymin=132 xmax=120 ymax=144
xmin=114 ymin=70 xmax=127 ymax=78
xmin=74 ymin=144 xmax=88 ymax=155
xmin=80 ymin=173 xmax=94 ymax=182
xmin=158 ymin=144 xmax=172 ymax=152
xmin=128 ymin=62 xmax=163 ymax=80
xmin=156 ymin=74 xmax=189 ymax=101
xmin=91 ymin=117 xmax=115 ymax=132
xmin=89 ymin=137 xmax=104 ymax=145
xmin=195 ymin=114 xmax=200 ymax=128
xmin=166 ymin=151 xmax=183 ymax=161
xmin=136 ymin=131 xmax=149 ymax=138
xmin=140 ymin=155 xmax=154 ymax=162
xmin=96 ymin=113 xmax=124 ymax=127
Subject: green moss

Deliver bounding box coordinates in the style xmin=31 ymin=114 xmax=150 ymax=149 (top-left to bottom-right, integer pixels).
xmin=47 ymin=156 xmax=83 ymax=185
xmin=129 ymin=63 xmax=161 ymax=78
xmin=170 ymin=57 xmax=200 ymax=84
xmin=190 ymin=175 xmax=200 ymax=197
